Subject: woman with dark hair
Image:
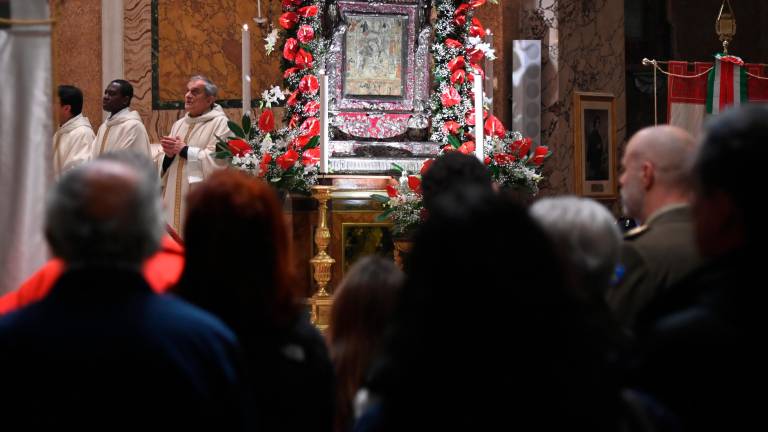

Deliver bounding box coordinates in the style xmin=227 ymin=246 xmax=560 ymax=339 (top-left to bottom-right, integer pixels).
xmin=176 ymin=170 xmax=334 ymax=432
xmin=328 ymin=256 xmax=404 ymax=432
xmin=355 ymin=186 xmax=626 ymax=432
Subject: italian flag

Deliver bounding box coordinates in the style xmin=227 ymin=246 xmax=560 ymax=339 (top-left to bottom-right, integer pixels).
xmin=667 ymin=54 xmax=768 ymax=137
xmin=706 ymin=54 xmax=747 ymax=114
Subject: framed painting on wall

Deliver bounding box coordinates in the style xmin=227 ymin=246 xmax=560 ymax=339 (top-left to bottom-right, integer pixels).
xmin=573 ymin=92 xmax=617 ymax=198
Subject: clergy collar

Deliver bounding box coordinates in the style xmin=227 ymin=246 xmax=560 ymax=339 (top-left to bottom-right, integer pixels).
xmin=108 ymin=106 xmax=130 ymax=120
xmin=60 ymin=113 xmax=83 ymax=129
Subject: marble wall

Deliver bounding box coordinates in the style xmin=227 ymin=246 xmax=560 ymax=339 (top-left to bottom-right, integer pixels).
xmin=521 ymin=0 xmax=626 ymax=198
xmin=54 ymin=0 xmax=101 ymax=127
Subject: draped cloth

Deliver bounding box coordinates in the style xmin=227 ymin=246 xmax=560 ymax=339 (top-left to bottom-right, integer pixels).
xmin=0 ymin=0 xmax=52 ymax=295
xmin=161 ymin=105 xmax=230 ymax=236
xmin=53 ymin=113 xmax=95 ymax=177
xmin=91 ymin=107 xmax=152 ymax=159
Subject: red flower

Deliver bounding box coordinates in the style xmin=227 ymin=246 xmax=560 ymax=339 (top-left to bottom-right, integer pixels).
xmin=454 ymin=14 xmax=467 ymax=27
xmin=298 ymin=74 xmax=319 ymax=95
xmin=450 ymin=69 xmax=466 ymax=85
xmin=454 ymin=3 xmax=470 ymax=17
xmin=420 ymin=159 xmax=434 ymax=175
xmin=299 ymin=117 xmax=320 ymax=137
xmin=258 ymin=109 xmax=275 ymax=133
xmin=458 ymin=141 xmax=475 ymax=154
xmin=386 ymin=184 xmax=399 ymax=198
xmin=227 ymin=139 xmax=251 ymax=157
xmin=494 ymin=153 xmax=516 ymax=165
xmin=276 ymin=149 xmax=299 ymax=170
xmin=483 ymin=156 xmax=491 ymax=165
xmin=301 ymin=147 xmax=320 ymax=166
xmin=442 ymin=120 xmax=461 ymax=135
xmin=279 ymin=12 xmax=299 ymax=30
xmin=468 ymin=48 xmax=484 ymax=64
xmin=289 ymin=113 xmax=300 ymax=128
xmin=292 ymin=134 xmax=311 ymax=149
xmin=442 ymin=144 xmax=456 ymax=153
xmin=304 ymin=100 xmax=320 ymax=116
xmin=531 ymin=145 xmax=549 ymax=165
xmin=259 ymin=153 xmax=272 ymax=177
xmin=297 ymin=25 xmax=315 ymax=43
xmin=407 ymin=176 xmax=422 ymax=194
xmin=444 ymin=38 xmax=463 ymax=49
xmin=298 ymin=5 xmax=318 ymax=17
xmin=282 ymin=0 xmax=302 ymax=7
xmin=283 ymin=38 xmax=298 ymax=61
xmin=470 ymin=0 xmax=487 ymax=8
xmin=295 ymin=48 xmax=314 ymax=68
xmin=469 ymin=17 xmax=486 ymax=37
xmin=447 ymin=56 xmax=466 ymax=73
xmin=510 ymin=137 xmax=532 ymax=159
xmin=286 ymin=89 xmax=300 ymax=106
xmin=484 ymin=115 xmax=506 ymax=138
xmin=283 ymin=67 xmax=301 ymax=79
xmin=465 ymin=108 xmax=487 ymax=126
xmin=470 ymin=63 xmax=485 ymax=80
xmin=441 ymin=86 xmax=461 ymax=107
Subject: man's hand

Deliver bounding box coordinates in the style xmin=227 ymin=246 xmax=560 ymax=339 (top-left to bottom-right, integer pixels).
xmin=160 ymin=136 xmax=185 ymax=157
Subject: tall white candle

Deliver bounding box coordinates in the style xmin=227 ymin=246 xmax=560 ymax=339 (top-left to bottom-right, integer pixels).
xmin=257 ymin=0 xmax=262 ymax=18
xmin=473 ymin=73 xmax=484 ymax=162
xmin=242 ymin=24 xmax=251 ymax=118
xmin=319 ymin=72 xmax=329 ymax=173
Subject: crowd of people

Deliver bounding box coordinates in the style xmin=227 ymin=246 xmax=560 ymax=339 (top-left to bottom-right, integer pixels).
xmin=0 ymin=77 xmax=765 ymax=430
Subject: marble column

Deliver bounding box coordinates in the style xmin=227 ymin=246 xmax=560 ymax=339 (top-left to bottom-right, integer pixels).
xmin=520 ymin=0 xmax=626 ymax=198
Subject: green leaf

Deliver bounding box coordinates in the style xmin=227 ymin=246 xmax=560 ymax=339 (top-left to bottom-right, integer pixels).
xmin=228 ymin=120 xmax=246 ymax=139
xmin=391 ymin=163 xmax=404 ymax=172
xmin=447 ymin=135 xmax=461 ymax=149
xmin=212 ymin=150 xmax=231 ymax=159
xmin=375 ymin=209 xmax=394 ymax=221
xmin=371 ymin=194 xmax=391 ymax=203
xmin=242 ymin=114 xmax=252 ymax=138
xmin=270 ymin=177 xmax=282 ymax=183
xmin=305 ymin=136 xmax=320 ymax=149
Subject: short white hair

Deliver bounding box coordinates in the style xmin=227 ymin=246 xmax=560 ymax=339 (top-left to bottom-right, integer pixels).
xmin=530 ymin=196 xmax=621 ymax=294
xmin=45 ymin=152 xmax=164 ymax=267
xmin=189 ymin=75 xmax=218 ymax=97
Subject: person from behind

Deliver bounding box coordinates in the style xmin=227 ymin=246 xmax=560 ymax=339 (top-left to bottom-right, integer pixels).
xmin=160 ymin=75 xmax=230 ymax=236
xmin=0 ymin=156 xmax=251 ymax=430
xmin=631 ymin=105 xmax=768 ymax=431
xmin=608 ymin=125 xmax=700 ymax=329
xmin=355 ymin=186 xmax=625 ymax=432
xmin=52 ymin=85 xmax=95 ymax=177
xmin=92 ymin=79 xmax=151 ymax=158
xmin=328 ymin=256 xmax=404 ymax=432
xmin=420 ymin=152 xmax=493 ymax=212
xmin=176 ymin=170 xmax=334 ymax=432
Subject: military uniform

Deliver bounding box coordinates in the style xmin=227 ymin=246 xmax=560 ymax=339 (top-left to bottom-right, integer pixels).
xmin=606 ymin=204 xmax=701 ymax=328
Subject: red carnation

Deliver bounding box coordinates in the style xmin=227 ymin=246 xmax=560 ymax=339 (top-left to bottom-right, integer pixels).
xmin=227 ymin=139 xmax=251 ymax=157
xmin=258 ymin=109 xmax=275 ymax=133
xmin=510 ymin=137 xmax=532 ymax=159
xmin=441 ymin=86 xmax=461 ymax=107
xmin=494 ymin=153 xmax=516 ymax=165
xmin=483 ymin=156 xmax=491 ymax=165
xmin=283 ymin=38 xmax=299 ymax=61
xmin=276 ymin=149 xmax=299 ymax=170
xmin=279 ymin=12 xmax=299 ymax=30
xmin=298 ymin=74 xmax=319 ymax=95
xmin=297 ymin=25 xmax=315 ymax=43
xmin=298 ymin=5 xmax=318 ymax=17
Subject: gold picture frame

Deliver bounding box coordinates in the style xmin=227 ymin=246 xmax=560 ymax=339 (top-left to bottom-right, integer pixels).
xmin=573 ymin=92 xmax=617 ymax=198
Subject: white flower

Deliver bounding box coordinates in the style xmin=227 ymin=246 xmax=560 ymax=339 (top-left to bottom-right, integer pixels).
xmin=467 ymin=36 xmax=483 ymax=47
xmin=264 ymin=29 xmax=279 ymax=55
xmin=262 ymin=85 xmax=286 ymax=108
xmin=260 ymin=134 xmax=273 ymax=153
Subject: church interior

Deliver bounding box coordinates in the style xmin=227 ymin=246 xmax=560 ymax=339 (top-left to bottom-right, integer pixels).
xmin=0 ymin=0 xmax=767 ymax=430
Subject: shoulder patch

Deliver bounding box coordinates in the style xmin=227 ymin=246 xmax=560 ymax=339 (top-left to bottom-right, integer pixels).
xmin=624 ymin=224 xmax=649 ymax=239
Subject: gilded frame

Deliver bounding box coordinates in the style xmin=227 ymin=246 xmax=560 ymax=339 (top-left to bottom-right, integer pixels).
xmin=573 ymin=92 xmax=617 ymax=198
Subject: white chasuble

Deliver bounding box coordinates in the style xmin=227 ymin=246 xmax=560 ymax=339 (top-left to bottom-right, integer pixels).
xmin=52 ymin=114 xmax=95 ymax=177
xmin=92 ymin=107 xmax=152 ymax=159
xmin=161 ymin=105 xmax=230 ymax=236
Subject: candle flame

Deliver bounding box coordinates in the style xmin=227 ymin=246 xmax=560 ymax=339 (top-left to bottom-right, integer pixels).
xmin=243 ymin=24 xmax=248 ymax=31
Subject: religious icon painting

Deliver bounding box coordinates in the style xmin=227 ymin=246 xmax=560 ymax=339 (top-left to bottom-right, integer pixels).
xmin=573 ymin=92 xmax=617 ymax=198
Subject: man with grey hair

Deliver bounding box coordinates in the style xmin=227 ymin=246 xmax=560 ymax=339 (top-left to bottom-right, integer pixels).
xmin=607 ymin=125 xmax=701 ymax=328
xmin=0 ymin=154 xmax=252 ymax=430
xmin=160 ymin=75 xmax=230 ymax=236
xmin=530 ymin=196 xmax=622 ymax=299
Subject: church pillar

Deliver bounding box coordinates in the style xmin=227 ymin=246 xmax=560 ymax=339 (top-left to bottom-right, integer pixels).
xmin=101 ymin=0 xmax=123 ymax=122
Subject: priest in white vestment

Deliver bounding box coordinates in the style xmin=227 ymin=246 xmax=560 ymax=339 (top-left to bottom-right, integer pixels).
xmin=160 ymin=76 xmax=230 ymax=236
xmin=53 ymin=85 xmax=95 ymax=177
xmin=92 ymin=79 xmax=152 ymax=159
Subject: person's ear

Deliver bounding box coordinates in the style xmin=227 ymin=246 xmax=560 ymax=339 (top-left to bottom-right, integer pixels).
xmin=62 ymin=104 xmax=72 ymax=116
xmin=641 ymin=161 xmax=654 ymax=189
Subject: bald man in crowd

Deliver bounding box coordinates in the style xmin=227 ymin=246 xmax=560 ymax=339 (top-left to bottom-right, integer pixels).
xmin=606 ymin=125 xmax=701 ymax=328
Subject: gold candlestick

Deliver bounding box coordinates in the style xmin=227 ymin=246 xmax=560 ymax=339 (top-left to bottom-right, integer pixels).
xmin=309 ymin=185 xmax=335 ymax=329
